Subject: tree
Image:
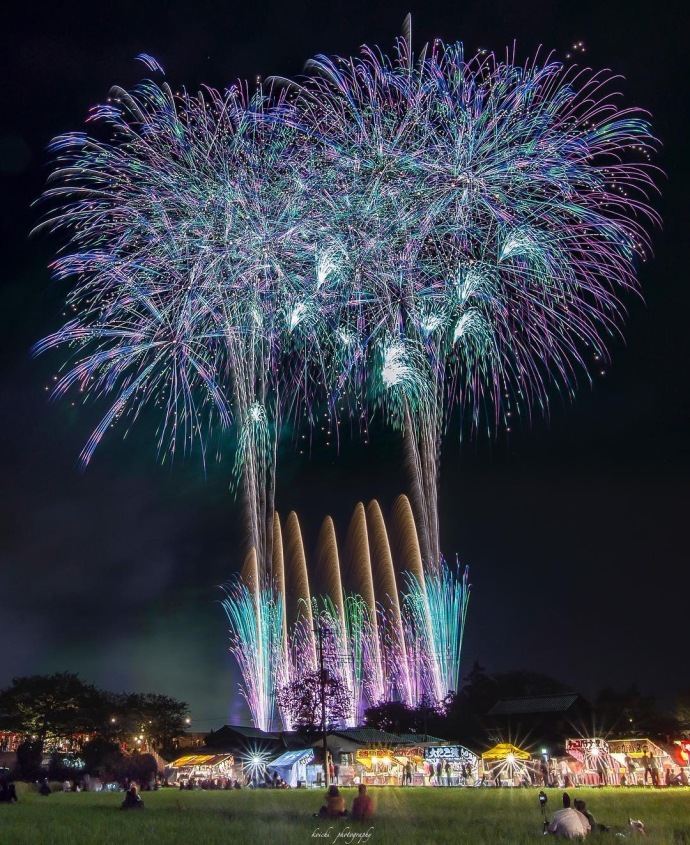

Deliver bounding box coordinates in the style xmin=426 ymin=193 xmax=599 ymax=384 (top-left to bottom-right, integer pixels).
xmin=106 ymin=692 xmax=190 ymax=754
xmin=277 ymin=664 xmax=350 ymax=789
xmin=277 ymin=670 xmax=351 ymax=734
xmin=364 ymin=695 xmax=447 ymax=738
xmin=81 ymin=737 xmax=125 ymax=777
xmin=594 ymin=685 xmax=678 ymax=739
xmin=0 ymin=673 xmax=106 ymax=753
xmin=13 ymin=740 xmax=43 ymax=780
xmin=677 ymin=688 xmax=690 ymax=736
xmin=364 ymin=701 xmax=415 ymax=733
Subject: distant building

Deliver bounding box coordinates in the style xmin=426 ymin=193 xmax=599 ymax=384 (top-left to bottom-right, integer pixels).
xmin=486 ymin=693 xmax=592 ymax=754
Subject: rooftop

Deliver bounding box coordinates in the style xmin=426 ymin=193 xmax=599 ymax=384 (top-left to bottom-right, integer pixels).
xmin=487 ymin=693 xmax=581 ymax=716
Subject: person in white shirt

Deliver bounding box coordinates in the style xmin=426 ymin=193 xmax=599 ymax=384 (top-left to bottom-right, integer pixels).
xmin=547 ymin=792 xmax=591 ymax=839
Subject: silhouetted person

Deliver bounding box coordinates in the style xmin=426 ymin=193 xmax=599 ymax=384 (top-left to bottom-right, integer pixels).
xmin=574 ymin=798 xmax=609 ymax=832
xmin=649 ymin=756 xmax=659 ymax=787
xmin=39 ymin=779 xmax=51 ymax=796
xmin=641 ymin=751 xmax=651 ymax=784
xmin=316 ymin=785 xmax=347 ymax=819
xmin=352 ymin=783 xmax=375 ymax=821
xmin=121 ymin=784 xmax=144 ymax=810
xmin=0 ymin=778 xmax=18 ymax=803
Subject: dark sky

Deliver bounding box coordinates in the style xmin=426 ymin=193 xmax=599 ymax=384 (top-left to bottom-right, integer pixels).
xmin=1 ymin=0 xmax=687 ymax=731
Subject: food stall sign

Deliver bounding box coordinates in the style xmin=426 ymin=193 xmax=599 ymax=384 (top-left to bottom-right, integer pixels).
xmin=356 ymin=748 xmax=395 ymax=763
xmin=566 ymin=738 xmax=609 ymax=755
xmin=424 ymin=745 xmax=477 ymax=763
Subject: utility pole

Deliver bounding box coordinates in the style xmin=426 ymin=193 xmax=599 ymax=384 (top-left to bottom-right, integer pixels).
xmin=316 ymin=623 xmax=330 ymax=788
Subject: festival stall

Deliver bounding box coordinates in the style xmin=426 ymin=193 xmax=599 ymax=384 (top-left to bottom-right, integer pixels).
xmin=424 ymin=744 xmax=479 ymax=786
xmin=564 ymin=738 xmax=618 ymax=785
xmin=266 ymin=749 xmax=314 ymax=788
xmin=355 ymin=747 xmax=405 ymax=786
xmin=481 ymin=743 xmax=535 ymax=786
xmin=390 ymin=745 xmax=426 ymax=785
xmin=608 ymin=738 xmax=675 ymax=785
xmin=169 ymin=753 xmax=235 ymax=786
xmin=669 ymin=741 xmax=690 ymax=783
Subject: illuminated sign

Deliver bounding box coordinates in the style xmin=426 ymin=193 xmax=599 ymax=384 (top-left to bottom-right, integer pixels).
xmin=424 ymin=745 xmax=477 ymax=763
xmin=607 ymin=739 xmax=662 ymax=757
xmin=566 ymin=738 xmax=609 ymax=754
xmin=356 ymin=749 xmax=394 ymax=761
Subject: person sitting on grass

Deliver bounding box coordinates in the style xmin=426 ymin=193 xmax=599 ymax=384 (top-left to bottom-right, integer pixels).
xmin=547 ymin=792 xmax=591 ymax=839
xmin=574 ymin=798 xmax=609 ymax=833
xmin=38 ymin=779 xmax=51 ymax=796
xmin=315 ymin=784 xmax=347 ymax=819
xmin=352 ymin=784 xmax=374 ymax=821
xmin=0 ymin=778 xmax=18 ymax=803
xmin=121 ymin=784 xmax=144 ymax=810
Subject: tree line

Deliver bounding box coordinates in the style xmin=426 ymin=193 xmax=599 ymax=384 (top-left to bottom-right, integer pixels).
xmin=363 ymin=663 xmax=690 ymax=750
xmin=0 ymin=672 xmax=190 ymax=780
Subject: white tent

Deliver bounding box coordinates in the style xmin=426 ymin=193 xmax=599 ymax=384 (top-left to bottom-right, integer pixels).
xmin=267 ymin=749 xmax=314 ymax=788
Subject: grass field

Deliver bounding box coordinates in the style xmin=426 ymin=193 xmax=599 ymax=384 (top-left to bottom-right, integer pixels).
xmin=1 ymin=784 xmax=689 ymax=845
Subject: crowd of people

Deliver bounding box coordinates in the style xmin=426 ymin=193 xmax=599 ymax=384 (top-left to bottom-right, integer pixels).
xmin=177 ymin=776 xmax=244 ymax=790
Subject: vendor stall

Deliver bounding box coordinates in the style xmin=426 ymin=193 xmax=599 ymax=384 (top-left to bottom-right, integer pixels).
xmin=393 ymin=746 xmax=425 ymax=785
xmin=266 ymin=749 xmax=313 ymax=788
xmin=481 ymin=743 xmax=535 ymax=786
xmin=424 ymin=744 xmax=479 ymax=786
xmin=565 ymin=738 xmax=616 ymax=785
xmin=608 ymin=738 xmax=675 ymax=785
xmin=565 ymin=738 xmax=618 ymax=785
xmin=169 ymin=753 xmax=235 ymax=786
xmin=355 ymin=748 xmax=402 ymax=786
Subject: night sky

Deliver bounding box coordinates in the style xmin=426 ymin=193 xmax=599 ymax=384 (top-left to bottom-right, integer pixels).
xmin=1 ymin=0 xmax=686 ymax=732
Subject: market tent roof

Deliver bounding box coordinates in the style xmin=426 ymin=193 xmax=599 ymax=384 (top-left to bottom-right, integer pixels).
xmin=267 ymin=748 xmax=314 ymax=788
xmin=330 ymin=728 xmax=406 ymax=745
xmin=394 ymin=733 xmax=448 ymax=745
xmin=267 ymin=749 xmax=314 ymax=768
xmin=171 ymin=754 xmax=234 ymax=767
xmin=482 ymin=743 xmax=531 ymax=761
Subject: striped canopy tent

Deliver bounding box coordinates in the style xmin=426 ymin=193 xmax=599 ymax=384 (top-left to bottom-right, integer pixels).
xmin=565 ymin=738 xmax=617 ymax=784
xmin=608 ymin=738 xmax=676 ymax=780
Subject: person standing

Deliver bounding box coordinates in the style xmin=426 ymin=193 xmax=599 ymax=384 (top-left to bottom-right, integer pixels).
xmin=436 ymin=761 xmax=443 ymax=785
xmin=641 ymin=751 xmax=651 ymax=784
xmin=649 ymin=756 xmax=660 ymax=787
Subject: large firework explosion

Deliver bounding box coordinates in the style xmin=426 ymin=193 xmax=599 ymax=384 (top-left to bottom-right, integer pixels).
xmin=285 ymin=25 xmax=659 ymax=570
xmin=34 ymin=24 xmax=659 ymax=729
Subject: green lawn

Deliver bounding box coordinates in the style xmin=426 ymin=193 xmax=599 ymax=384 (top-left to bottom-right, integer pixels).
xmin=1 ymin=785 xmax=689 ymax=844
